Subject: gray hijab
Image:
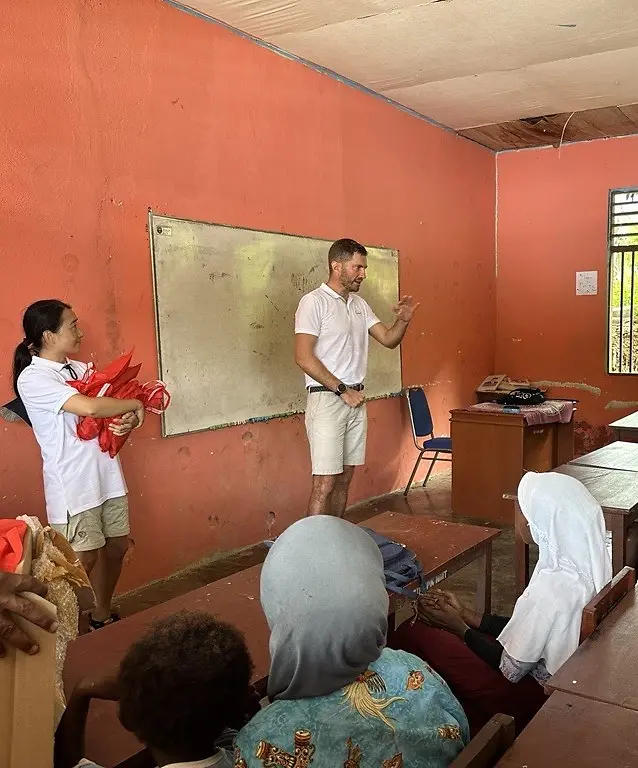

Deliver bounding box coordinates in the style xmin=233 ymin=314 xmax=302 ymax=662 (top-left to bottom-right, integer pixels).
xmin=261 ymin=515 xmax=388 ymax=701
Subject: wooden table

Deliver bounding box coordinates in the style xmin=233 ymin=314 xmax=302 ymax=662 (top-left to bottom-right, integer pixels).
xmin=450 ymin=408 xmax=574 ymax=524
xmin=546 ymin=584 xmax=638 ymax=710
xmin=65 ymin=512 xmax=500 ymax=766
xmin=497 ymin=691 xmax=638 ymax=766
xmin=513 ymin=464 xmax=638 ymax=594
xmin=571 ymin=440 xmax=638 ymax=472
xmin=611 ymin=411 xmax=638 ymax=443
xmin=368 ymin=512 xmax=500 ymax=615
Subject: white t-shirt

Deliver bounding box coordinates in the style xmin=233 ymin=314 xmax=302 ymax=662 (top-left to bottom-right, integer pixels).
xmin=294 ymin=283 xmax=381 ymax=388
xmin=17 ymin=357 xmax=127 ymax=525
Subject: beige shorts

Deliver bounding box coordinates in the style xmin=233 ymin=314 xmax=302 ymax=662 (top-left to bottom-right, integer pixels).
xmin=51 ymin=496 xmax=130 ymax=552
xmin=305 ymin=392 xmax=367 ymax=475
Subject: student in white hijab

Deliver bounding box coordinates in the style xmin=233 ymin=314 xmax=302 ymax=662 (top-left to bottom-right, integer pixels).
xmin=235 ymin=515 xmax=470 ymax=767
xmin=391 ymin=472 xmax=612 ymax=734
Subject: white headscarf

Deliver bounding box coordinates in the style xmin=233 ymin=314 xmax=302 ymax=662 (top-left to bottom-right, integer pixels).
xmin=498 ymin=472 xmax=612 ymax=674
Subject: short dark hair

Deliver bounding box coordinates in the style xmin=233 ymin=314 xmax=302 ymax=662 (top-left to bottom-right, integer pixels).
xmin=117 ymin=612 xmax=253 ymax=761
xmin=328 ymin=238 xmax=367 ymax=271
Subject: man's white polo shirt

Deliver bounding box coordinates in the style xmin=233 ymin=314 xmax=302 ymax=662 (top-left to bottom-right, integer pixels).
xmin=17 ymin=357 xmax=127 ymax=525
xmin=294 ymin=283 xmax=381 ymax=388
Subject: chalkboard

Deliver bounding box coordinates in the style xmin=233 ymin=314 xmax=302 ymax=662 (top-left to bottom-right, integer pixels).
xmin=150 ymin=213 xmax=401 ymax=436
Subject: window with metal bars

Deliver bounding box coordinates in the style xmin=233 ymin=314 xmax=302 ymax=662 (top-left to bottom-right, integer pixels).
xmin=608 ymin=188 xmax=638 ymax=374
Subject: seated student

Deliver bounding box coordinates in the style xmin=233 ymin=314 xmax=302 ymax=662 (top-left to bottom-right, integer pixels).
xmin=391 ymin=471 xmax=612 ymax=734
xmin=234 ymin=515 xmax=469 ymax=767
xmin=55 ymin=611 xmax=257 ymax=768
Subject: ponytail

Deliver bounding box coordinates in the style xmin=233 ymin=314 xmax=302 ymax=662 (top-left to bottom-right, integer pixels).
xmin=12 ymin=299 xmax=70 ymax=396
xmin=12 ymin=341 xmax=33 ymax=396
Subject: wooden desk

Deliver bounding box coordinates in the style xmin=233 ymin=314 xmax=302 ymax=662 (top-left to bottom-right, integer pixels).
xmin=450 ymin=408 xmax=574 ymax=524
xmin=64 ymin=564 xmax=267 ymax=767
xmin=571 ymin=440 xmax=638 ymax=471
xmin=367 ymin=511 xmax=501 ymax=614
xmin=514 ymin=464 xmax=638 ymax=594
xmin=497 ymin=691 xmax=638 ymax=766
xmin=65 ymin=513 xmax=500 ymax=766
xmin=611 ymin=411 xmax=638 ymax=443
xmin=546 ymin=584 xmax=638 ymax=710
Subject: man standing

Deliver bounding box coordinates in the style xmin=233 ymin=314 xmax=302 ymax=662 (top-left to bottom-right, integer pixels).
xmin=295 ymin=238 xmax=419 ymax=516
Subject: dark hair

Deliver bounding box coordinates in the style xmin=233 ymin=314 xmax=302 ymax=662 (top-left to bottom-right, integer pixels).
xmin=117 ymin=611 xmax=253 ymax=761
xmin=12 ymin=299 xmax=70 ymax=395
xmin=328 ymin=238 xmax=367 ymax=272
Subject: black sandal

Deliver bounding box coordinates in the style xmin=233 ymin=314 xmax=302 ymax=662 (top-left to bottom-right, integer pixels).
xmin=88 ymin=612 xmax=121 ymax=631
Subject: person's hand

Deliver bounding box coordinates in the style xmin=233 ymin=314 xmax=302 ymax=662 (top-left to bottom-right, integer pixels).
xmin=341 ymin=389 xmax=365 ymax=408
xmin=134 ymin=404 xmax=146 ymax=430
xmin=392 ymin=295 xmax=420 ymax=323
xmin=74 ymin=669 xmax=120 ymax=701
xmin=109 ymin=411 xmax=139 ymax=437
xmin=417 ymin=594 xmax=469 ymax=638
xmin=0 ymin=573 xmax=58 ymax=656
xmin=427 ymin=589 xmax=466 ymax=616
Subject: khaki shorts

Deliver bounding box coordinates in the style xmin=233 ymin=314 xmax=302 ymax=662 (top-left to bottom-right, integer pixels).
xmin=305 ymin=392 xmax=367 ymax=475
xmin=51 ymin=496 xmax=130 ymax=552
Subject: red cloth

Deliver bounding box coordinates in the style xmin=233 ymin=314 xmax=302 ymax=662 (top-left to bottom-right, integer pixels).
xmin=68 ymin=351 xmax=170 ymax=457
xmin=0 ymin=519 xmax=28 ymax=573
xmin=389 ymin=622 xmax=547 ymax=736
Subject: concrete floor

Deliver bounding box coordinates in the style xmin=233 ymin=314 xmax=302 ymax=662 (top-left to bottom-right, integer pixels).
xmin=116 ymin=470 xmax=533 ymax=619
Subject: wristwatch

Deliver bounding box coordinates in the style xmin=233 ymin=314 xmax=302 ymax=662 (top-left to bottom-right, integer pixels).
xmin=335 ymin=382 xmax=347 ymax=396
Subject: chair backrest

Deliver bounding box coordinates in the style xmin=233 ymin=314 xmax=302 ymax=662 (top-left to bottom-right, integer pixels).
xmin=406 ymin=387 xmax=434 ymax=440
xmin=450 ymin=714 xmax=515 ymax=768
xmin=580 ymin=565 xmax=636 ymax=643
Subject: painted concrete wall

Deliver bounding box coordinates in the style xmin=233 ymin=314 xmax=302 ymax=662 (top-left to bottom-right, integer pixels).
xmin=0 ymin=0 xmax=496 ymax=590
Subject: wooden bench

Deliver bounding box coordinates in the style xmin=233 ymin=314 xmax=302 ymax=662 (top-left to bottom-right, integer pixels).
xmin=511 ymin=464 xmax=638 ymax=594
xmin=65 ymin=512 xmax=500 ymax=766
xmin=611 ymin=412 xmax=638 ymax=443
xmin=497 ymin=692 xmax=638 ymax=766
xmin=546 ymin=582 xmax=638 ymax=708
xmin=451 ymin=714 xmax=514 ymax=768
xmin=580 ymin=566 xmax=636 ymax=642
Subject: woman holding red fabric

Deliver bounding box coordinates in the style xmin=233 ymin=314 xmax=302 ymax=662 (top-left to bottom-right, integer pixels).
xmin=13 ymin=299 xmax=144 ymax=630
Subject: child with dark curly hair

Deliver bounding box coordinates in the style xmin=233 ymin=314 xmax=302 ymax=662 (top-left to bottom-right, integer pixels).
xmin=55 ymin=611 xmax=257 ymax=768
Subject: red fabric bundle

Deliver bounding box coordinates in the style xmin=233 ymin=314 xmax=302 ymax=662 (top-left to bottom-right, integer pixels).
xmin=0 ymin=519 xmax=27 ymax=573
xmin=68 ymin=351 xmax=170 ymax=457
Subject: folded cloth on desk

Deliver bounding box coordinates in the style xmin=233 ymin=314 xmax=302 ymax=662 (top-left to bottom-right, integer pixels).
xmin=470 ymin=400 xmax=574 ymax=426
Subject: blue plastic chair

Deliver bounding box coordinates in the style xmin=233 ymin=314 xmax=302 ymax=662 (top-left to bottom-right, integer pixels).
xmin=403 ymin=388 xmax=452 ymax=495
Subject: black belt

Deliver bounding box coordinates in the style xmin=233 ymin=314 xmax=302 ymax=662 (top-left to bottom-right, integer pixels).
xmin=308 ymin=384 xmax=365 ymax=393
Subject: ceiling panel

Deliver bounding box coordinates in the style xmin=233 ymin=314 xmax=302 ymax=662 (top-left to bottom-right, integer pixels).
xmin=172 ymin=0 xmax=638 ymax=147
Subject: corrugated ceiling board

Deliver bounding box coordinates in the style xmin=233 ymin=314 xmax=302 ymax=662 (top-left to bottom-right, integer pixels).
xmin=458 ymin=104 xmax=638 ymax=151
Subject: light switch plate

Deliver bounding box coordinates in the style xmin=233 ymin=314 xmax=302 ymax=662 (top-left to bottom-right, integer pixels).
xmin=576 ymin=271 xmax=598 ymax=296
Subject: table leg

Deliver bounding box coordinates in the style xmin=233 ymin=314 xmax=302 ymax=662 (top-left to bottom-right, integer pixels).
xmin=515 ymin=531 xmax=530 ymax=598
xmin=475 ymin=543 xmax=493 ymax=614
xmin=608 ymin=516 xmax=627 ymax=576
xmin=387 ymin=611 xmax=397 ymax=638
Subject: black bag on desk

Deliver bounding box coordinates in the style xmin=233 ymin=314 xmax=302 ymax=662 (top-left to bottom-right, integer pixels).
xmin=498 ymin=388 xmax=545 ymax=406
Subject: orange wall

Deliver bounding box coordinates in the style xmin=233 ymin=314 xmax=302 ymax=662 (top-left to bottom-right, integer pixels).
xmin=496 ymin=135 xmax=638 ymax=451
xmin=1 ymin=0 xmax=495 ymax=590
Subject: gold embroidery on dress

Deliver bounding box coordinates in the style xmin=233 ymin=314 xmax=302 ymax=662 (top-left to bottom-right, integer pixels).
xmin=234 ymin=748 xmax=248 ymax=768
xmin=342 ymin=669 xmax=405 ymax=730
xmin=382 ymin=754 xmax=404 ymax=768
xmin=343 ymin=737 xmax=363 ymax=768
xmin=255 ymin=728 xmax=316 ymax=767
xmin=406 ymin=670 xmax=425 ymax=690
xmin=438 ymin=725 xmax=462 ymax=740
